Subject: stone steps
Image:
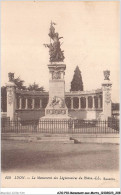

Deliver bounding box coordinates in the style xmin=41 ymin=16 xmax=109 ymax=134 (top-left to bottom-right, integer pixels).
xmin=35 ymin=136 xmax=74 ymax=143
xmin=2 ymin=133 xmax=119 ymax=144
xmin=36 ymin=140 xmax=74 ymax=143
xmin=2 ymin=134 xmax=74 ymax=143
xmin=38 ymin=136 xmax=69 ymax=140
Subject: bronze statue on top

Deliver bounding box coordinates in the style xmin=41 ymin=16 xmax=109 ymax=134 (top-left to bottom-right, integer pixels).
xmin=44 ymin=22 xmax=65 ymax=62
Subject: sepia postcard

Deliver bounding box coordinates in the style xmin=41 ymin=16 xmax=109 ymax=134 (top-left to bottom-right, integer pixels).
xmin=1 ymin=0 xmax=120 ymax=193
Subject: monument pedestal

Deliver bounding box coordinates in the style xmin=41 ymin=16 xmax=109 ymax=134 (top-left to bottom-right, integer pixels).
xmin=6 ymin=73 xmax=16 ymax=121
xmin=101 ymin=71 xmax=112 ymax=120
xmin=39 ymin=63 xmax=70 ymax=131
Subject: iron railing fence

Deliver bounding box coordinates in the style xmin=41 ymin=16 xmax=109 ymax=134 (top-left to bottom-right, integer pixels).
xmin=1 ymin=118 xmax=119 ymax=134
xmin=108 ymin=117 xmax=119 ymax=131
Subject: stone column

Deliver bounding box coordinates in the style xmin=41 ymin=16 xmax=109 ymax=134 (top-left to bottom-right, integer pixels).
xmin=92 ymin=96 xmax=95 ymax=109
xmin=102 ymin=70 xmax=112 ymax=120
xmin=6 ymin=73 xmax=16 ymax=121
xmin=19 ymin=97 xmax=22 ymax=109
xmin=40 ymin=99 xmax=42 ymax=108
xmin=25 ymin=98 xmax=28 ymax=109
xmin=78 ymin=97 xmax=81 ymax=110
xmin=100 ymin=95 xmax=103 ymax=108
xmin=32 ymin=98 xmax=35 ymax=109
xmin=86 ymin=96 xmax=88 ymax=109
xmin=71 ymin=98 xmax=73 ymax=109
xmin=98 ymin=96 xmax=101 ymax=109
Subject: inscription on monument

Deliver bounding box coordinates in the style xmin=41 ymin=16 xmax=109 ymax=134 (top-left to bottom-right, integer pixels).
xmin=46 ymin=109 xmax=66 ymax=115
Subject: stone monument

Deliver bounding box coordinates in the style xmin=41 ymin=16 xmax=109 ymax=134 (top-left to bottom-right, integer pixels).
xmin=101 ymin=70 xmax=112 ymax=120
xmin=40 ymin=22 xmax=70 ymax=126
xmin=6 ymin=73 xmax=16 ymax=121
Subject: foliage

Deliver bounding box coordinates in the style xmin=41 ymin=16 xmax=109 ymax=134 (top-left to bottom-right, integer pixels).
xmin=1 ymin=86 xmax=7 ymax=112
xmin=112 ymin=103 xmax=120 ymax=111
xmin=11 ymin=75 xmax=45 ymax=91
xmin=1 ymin=74 xmax=45 ymax=112
xmin=70 ymin=66 xmax=83 ymax=91
xmin=13 ymin=77 xmax=26 ymax=90
xmin=28 ymin=82 xmax=45 ymax=91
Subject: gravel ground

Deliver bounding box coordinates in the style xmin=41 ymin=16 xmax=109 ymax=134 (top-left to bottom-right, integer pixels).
xmin=1 ymin=140 xmax=119 ymax=172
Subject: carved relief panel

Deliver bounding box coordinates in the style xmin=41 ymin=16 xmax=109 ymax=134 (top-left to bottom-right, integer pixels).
xmin=7 ymin=88 xmax=13 ymax=105
xmin=52 ymin=70 xmax=61 ymax=79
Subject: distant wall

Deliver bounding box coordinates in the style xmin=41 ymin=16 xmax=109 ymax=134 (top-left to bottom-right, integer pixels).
xmin=16 ymin=109 xmax=45 ymax=121
xmin=68 ymin=110 xmax=102 ymax=120
xmin=16 ymin=109 xmax=102 ymax=120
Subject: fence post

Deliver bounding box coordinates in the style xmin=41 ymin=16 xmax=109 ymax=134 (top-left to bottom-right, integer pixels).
xmin=72 ymin=120 xmax=74 ymax=133
xmin=104 ymin=120 xmax=107 ymax=134
xmin=16 ymin=117 xmax=18 ymax=133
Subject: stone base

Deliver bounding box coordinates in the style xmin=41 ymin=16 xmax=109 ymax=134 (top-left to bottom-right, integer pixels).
xmin=98 ymin=112 xmax=109 ymax=121
xmin=40 ymin=62 xmax=70 ymax=132
xmin=39 ymin=116 xmax=71 ymax=132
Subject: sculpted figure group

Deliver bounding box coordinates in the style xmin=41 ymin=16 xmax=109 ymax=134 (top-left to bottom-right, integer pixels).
xmin=49 ymin=96 xmax=65 ymax=108
xmin=44 ymin=22 xmax=65 ymax=62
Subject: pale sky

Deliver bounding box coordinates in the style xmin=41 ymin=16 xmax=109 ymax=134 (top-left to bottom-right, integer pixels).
xmin=1 ymin=1 xmax=120 ymax=102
